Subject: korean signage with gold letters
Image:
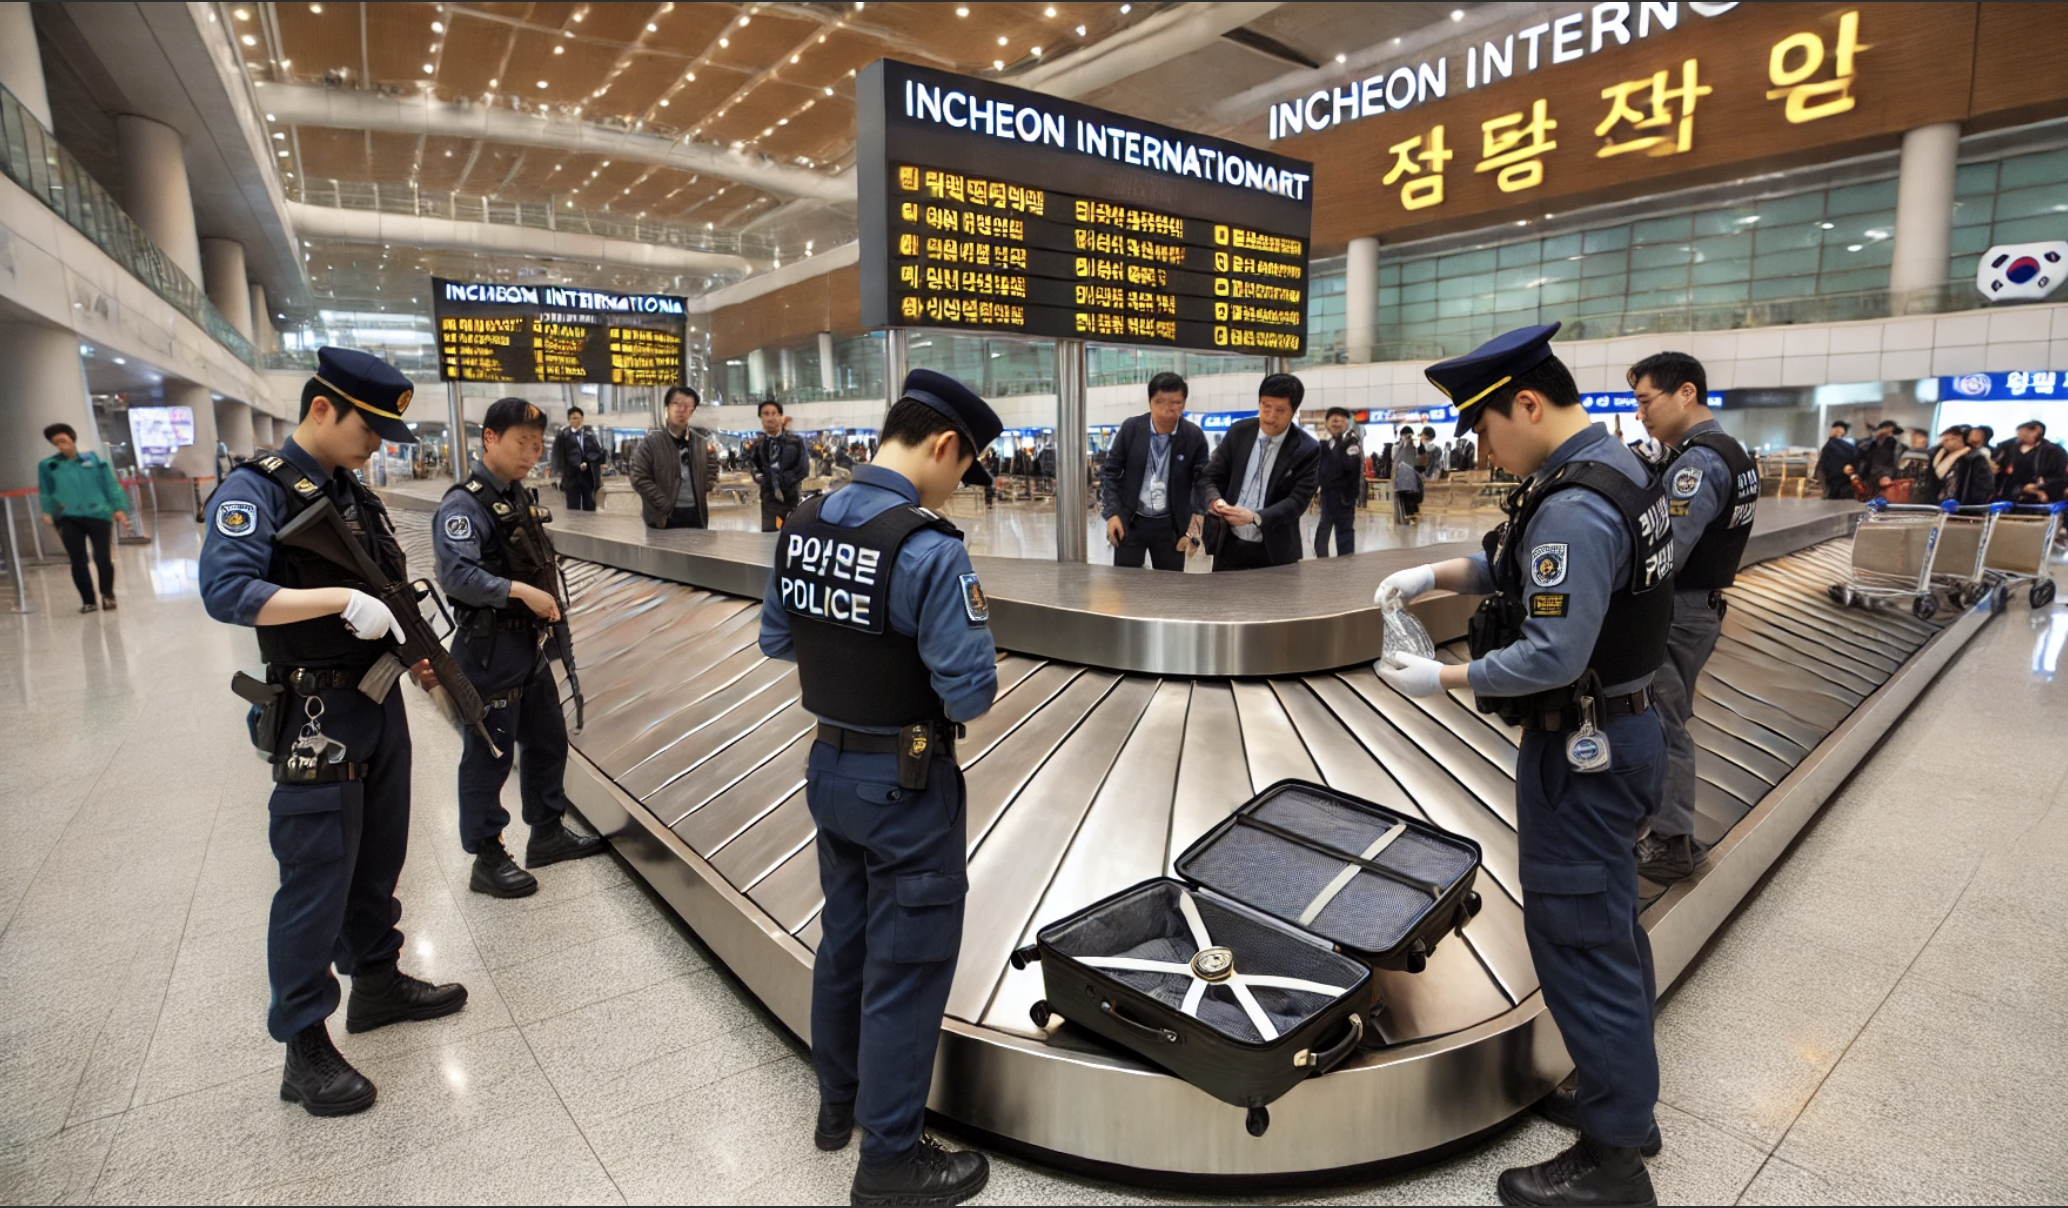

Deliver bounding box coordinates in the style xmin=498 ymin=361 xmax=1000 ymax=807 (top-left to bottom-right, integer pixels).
xmin=1268 ymin=3 xmax=2067 ymax=247
xmin=857 ymin=60 xmax=1315 ymax=354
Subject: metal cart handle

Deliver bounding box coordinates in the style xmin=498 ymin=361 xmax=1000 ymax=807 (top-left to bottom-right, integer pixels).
xmin=1098 ymin=1000 xmax=1180 ymax=1045
xmin=1952 ymin=502 xmax=2014 ymax=515
xmin=1866 ymin=499 xmax=1959 ymax=514
xmin=1295 ymin=1013 xmax=1365 ymax=1076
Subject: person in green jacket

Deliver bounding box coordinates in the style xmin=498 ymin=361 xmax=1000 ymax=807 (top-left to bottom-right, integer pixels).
xmin=38 ymin=423 xmax=130 ymax=614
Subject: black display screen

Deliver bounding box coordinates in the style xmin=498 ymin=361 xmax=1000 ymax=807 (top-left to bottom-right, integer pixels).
xmin=857 ymin=60 xmax=1315 ymax=355
xmin=431 ymin=278 xmax=687 ymax=385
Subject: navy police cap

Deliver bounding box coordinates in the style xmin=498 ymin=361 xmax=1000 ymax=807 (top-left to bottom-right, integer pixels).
xmin=1426 ymin=321 xmax=1562 ymax=438
xmin=313 ymin=346 xmax=417 ymax=443
xmin=900 ymin=368 xmax=1003 ymax=488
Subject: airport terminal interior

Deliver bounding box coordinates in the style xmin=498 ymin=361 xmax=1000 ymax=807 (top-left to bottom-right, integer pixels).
xmin=2 ymin=2 xmax=2067 ymax=1205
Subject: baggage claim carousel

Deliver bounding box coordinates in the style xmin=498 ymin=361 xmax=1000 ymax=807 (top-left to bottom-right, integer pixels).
xmin=388 ymin=495 xmax=1993 ymax=1184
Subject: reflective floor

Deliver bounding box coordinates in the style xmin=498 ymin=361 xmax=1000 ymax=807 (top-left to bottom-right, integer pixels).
xmin=2 ymin=510 xmax=2066 ymax=1203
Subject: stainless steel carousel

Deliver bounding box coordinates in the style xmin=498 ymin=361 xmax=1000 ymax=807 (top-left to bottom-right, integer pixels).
xmin=394 ymin=495 xmax=1994 ymax=1185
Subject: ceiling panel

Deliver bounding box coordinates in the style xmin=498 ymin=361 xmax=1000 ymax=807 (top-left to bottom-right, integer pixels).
xmin=704 ymin=10 xmax=820 ymax=76
xmin=365 ymin=1 xmax=443 ymax=88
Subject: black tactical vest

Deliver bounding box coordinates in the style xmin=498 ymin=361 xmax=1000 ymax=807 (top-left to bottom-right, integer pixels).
xmin=246 ymin=455 xmax=406 ymax=670
xmin=777 ymin=494 xmax=962 ymax=728
xmin=1667 ymin=430 xmax=1760 ymax=590
xmin=1467 ymin=460 xmax=1675 ymax=724
xmin=445 ymin=471 xmax=556 ymax=624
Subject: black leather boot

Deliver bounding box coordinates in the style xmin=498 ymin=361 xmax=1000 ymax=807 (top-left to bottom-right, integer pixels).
xmin=472 ymin=844 xmax=539 ymax=897
xmin=816 ymin=1100 xmax=855 ymax=1151
xmin=279 ymin=1022 xmax=376 ymax=1116
xmin=525 ymin=819 xmax=607 ymax=868
xmin=346 ymin=967 xmax=470 ymax=1033
xmin=850 ymin=1135 xmax=989 ymax=1206
xmin=1635 ymin=832 xmax=1704 ymax=885
xmin=1535 ymin=1084 xmax=1661 ymax=1156
xmin=1498 ymin=1136 xmax=1656 ymax=1206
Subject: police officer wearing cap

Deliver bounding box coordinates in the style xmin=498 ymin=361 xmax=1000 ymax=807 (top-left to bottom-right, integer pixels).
xmin=1374 ymin=324 xmax=1671 ymax=1206
xmin=758 ymin=368 xmax=1001 ymax=1206
xmin=434 ymin=398 xmax=606 ymax=898
xmin=1630 ymin=351 xmax=1757 ymax=886
xmin=200 ymin=348 xmax=468 ymax=1117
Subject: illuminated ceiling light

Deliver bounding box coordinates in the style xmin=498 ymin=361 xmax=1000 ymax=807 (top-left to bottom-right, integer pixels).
xmin=992 ymin=59 xmax=1003 ymax=70
xmin=791 ymin=53 xmax=800 ymax=62
xmin=1335 ymin=53 xmax=1346 ymax=63
xmin=444 ymin=148 xmax=453 ymax=156
xmin=955 ymin=5 xmax=968 ymax=14
xmin=997 ymin=35 xmax=1007 ymax=45
xmin=1119 ymin=3 xmax=1131 ymax=12
xmin=818 ymin=33 xmax=827 ymax=42
xmin=646 ymin=22 xmax=657 ymax=31
xmin=536 ymin=80 xmax=548 ymax=88
xmin=777 ymin=117 xmax=788 ymax=125
xmin=739 ymin=14 xmax=750 ymax=24
xmin=1819 ymin=221 xmax=1836 ymax=229
xmin=731 ymin=140 xmax=744 ymax=148
xmin=233 ymin=6 xmax=250 ymax=17
xmin=307 ymin=3 xmax=320 ymax=11
xmin=553 ymin=44 xmax=564 ymax=54
xmin=1451 ymin=8 xmax=1464 ymax=18
xmin=277 ymin=149 xmax=290 ymax=157
xmin=241 ymin=33 xmax=257 ymax=45
xmin=1847 ymin=244 xmax=1863 ymax=252
xmin=431 ymin=20 xmax=444 ymax=32
xmin=685 ymin=70 xmax=696 ymax=80
xmin=488 ymin=77 xmax=498 ymax=87
xmin=823 ymin=86 xmax=833 ymax=95
xmin=272 ymin=131 xmax=285 ymax=139
xmin=1044 ymin=4 xmax=1057 ymax=15
xmin=1031 ymin=45 xmax=1042 ymax=55
xmin=719 ymin=37 xmax=729 ymax=47
xmin=280 ymin=57 xmax=292 ymax=66
xmin=659 ymin=98 xmax=669 ymax=106
xmin=423 ymin=63 xmax=434 ymax=73
xmin=1076 ymin=23 xmax=1086 ymax=34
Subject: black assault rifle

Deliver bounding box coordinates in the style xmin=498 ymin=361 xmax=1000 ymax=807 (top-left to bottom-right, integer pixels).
xmin=275 ymin=497 xmax=501 ymax=756
xmin=509 ymin=492 xmax=585 ymax=732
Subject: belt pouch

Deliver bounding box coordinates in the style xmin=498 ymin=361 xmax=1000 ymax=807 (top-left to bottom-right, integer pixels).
xmin=897 ymin=723 xmax=935 ymax=791
xmin=232 ymin=672 xmax=287 ymax=762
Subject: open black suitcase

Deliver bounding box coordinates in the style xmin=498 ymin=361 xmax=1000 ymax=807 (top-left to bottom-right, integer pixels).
xmin=1011 ymin=780 xmax=1483 ymax=1136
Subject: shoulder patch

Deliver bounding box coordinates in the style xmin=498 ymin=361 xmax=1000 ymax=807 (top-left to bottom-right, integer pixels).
xmin=1530 ymin=592 xmax=1570 ymax=618
xmin=291 ymin=476 xmax=320 ymax=497
xmin=1530 ymin=542 xmax=1569 ymax=588
xmin=958 ymin=573 xmax=989 ymax=626
xmin=1670 ymin=464 xmax=1704 ymax=498
xmin=444 ymin=513 xmax=474 ymax=541
xmin=215 ymin=500 xmax=258 ymax=538
xmin=464 ymin=479 xmax=484 ymax=493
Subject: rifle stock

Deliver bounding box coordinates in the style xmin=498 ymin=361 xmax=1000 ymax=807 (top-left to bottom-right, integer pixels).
xmin=274 ymin=499 xmax=501 ymax=756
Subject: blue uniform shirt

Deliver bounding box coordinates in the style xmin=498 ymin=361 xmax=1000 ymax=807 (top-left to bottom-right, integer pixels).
xmin=758 ymin=465 xmax=998 ymax=730
xmin=1664 ymin=418 xmax=1733 ymax=591
xmin=1462 ymin=423 xmax=1655 ymax=699
xmin=200 ymin=437 xmax=359 ymax=627
xmin=433 ymin=462 xmax=516 ymax=611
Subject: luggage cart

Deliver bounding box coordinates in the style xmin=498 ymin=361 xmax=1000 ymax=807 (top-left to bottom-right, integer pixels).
xmin=1928 ymin=502 xmax=2011 ymax=612
xmin=1827 ymin=499 xmax=1956 ymax=620
xmin=1979 ymin=501 xmax=2064 ymax=610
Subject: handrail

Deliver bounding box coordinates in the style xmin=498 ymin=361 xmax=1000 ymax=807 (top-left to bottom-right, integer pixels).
xmin=0 ymin=81 xmax=259 ymax=368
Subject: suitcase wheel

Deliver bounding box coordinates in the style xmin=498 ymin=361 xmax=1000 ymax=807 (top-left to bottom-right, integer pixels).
xmin=1245 ymin=1106 xmax=1270 ymax=1138
xmin=1009 ymin=943 xmax=1040 ymax=970
xmin=2034 ymin=580 xmax=2057 ymax=609
xmin=1406 ymin=941 xmax=1428 ymax=975
xmin=1029 ymin=1000 xmax=1052 ymax=1029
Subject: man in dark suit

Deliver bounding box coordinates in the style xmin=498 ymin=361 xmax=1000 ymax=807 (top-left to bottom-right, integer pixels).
xmin=1816 ymin=420 xmax=1857 ymax=499
xmin=1313 ymin=405 xmax=1364 ymax=558
xmin=550 ymin=407 xmax=604 ymax=512
xmin=1100 ymin=371 xmax=1209 ymax=570
xmin=1200 ymin=373 xmax=1320 ymax=571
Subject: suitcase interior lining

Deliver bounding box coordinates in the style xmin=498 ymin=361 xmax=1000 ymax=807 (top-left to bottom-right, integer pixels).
xmin=1182 ymin=785 xmax=1477 ymax=954
xmin=1044 ymin=881 xmax=1366 ymax=1045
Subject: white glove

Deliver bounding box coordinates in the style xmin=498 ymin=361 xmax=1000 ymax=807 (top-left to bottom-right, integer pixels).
xmin=339 ymin=589 xmax=400 ymax=641
xmin=1375 ymin=564 xmax=1438 ymax=607
xmin=1377 ymin=651 xmax=1446 ymax=698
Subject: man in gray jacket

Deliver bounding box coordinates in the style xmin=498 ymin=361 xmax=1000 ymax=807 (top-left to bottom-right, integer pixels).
xmin=629 ymin=385 xmax=718 ymax=529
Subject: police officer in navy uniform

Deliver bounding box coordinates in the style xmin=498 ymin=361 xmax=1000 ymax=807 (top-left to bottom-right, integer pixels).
xmin=200 ymin=348 xmax=468 ymax=1117
xmin=1375 ymin=325 xmax=1671 ymax=1206
xmin=758 ymin=368 xmax=1001 ymax=1206
xmin=1630 ymin=352 xmax=1758 ymax=886
xmin=434 ymin=398 xmax=606 ymax=898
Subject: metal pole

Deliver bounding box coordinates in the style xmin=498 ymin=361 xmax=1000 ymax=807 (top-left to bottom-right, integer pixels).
xmin=884 ymin=327 xmax=908 ymax=411
xmin=29 ymin=499 xmax=44 ymax=559
xmin=1054 ymin=337 xmax=1089 ymax=563
xmin=4 ymin=497 xmax=34 ymax=614
xmin=447 ymin=381 xmax=468 ymax=484
xmin=149 ymin=478 xmax=160 ymax=513
xmin=125 ymin=482 xmax=152 ymax=542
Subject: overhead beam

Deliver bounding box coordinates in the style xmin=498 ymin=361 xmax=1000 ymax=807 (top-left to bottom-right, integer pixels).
xmin=285 ymin=200 xmax=760 ymax=277
xmin=260 ymin=83 xmax=852 ymax=203
xmin=1012 ymin=1 xmax=1284 ymax=99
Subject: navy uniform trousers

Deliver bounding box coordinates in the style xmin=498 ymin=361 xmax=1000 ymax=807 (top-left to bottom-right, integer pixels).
xmin=1646 ymin=591 xmax=1725 ymax=842
xmin=1314 ymin=495 xmax=1357 ymax=557
xmin=268 ymin=681 xmax=411 ymax=1042
xmin=454 ymin=625 xmax=573 ymax=854
xmin=1516 ymin=708 xmax=1665 ymax=1149
xmin=806 ymin=741 xmax=968 ymax=1171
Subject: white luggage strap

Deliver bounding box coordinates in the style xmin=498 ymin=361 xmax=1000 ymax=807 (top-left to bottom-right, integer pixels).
xmin=1296 ymin=821 xmax=1409 ymax=927
xmin=1076 ymin=891 xmax=1349 ymax=1043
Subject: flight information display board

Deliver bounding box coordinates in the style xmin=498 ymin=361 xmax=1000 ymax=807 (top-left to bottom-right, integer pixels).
xmin=431 ymin=278 xmax=687 ymax=385
xmin=858 ymin=61 xmax=1314 ymax=356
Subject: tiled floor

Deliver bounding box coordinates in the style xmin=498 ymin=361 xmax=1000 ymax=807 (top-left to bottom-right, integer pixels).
xmin=1 ymin=510 xmax=2064 ymax=1205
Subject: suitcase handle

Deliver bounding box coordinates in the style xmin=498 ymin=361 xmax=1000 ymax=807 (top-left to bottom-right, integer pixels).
xmin=1098 ymin=999 xmax=1179 ymax=1045
xmin=1295 ymin=1013 xmax=1364 ymax=1076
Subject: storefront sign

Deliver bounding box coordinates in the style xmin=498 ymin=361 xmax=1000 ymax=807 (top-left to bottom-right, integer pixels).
xmin=857 ymin=60 xmax=1314 ymax=354
xmin=1941 ymin=371 xmax=2066 ymax=402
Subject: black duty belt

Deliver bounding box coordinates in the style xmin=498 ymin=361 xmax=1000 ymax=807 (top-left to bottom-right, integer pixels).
xmin=270 ymin=666 xmax=373 ymax=694
xmin=1518 ymin=686 xmax=1654 ymax=733
xmin=815 ymin=722 xmax=943 ymax=754
xmin=497 ymin=614 xmax=540 ymax=631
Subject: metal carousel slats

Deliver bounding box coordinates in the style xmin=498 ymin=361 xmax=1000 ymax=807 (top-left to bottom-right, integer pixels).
xmin=1165 ymin=682 xmax=1254 ymax=867
xmin=1231 ymin=680 xmax=1323 ymax=788
xmin=963 ymin=672 xmax=1122 ymax=854
xmin=673 ymin=725 xmax=814 ymax=854
xmin=656 ymin=700 xmax=817 ymax=828
xmin=710 ymin=789 xmax=814 ymax=890
xmin=609 ymin=657 xmax=795 ymax=791
xmin=1339 ymin=669 xmax=1520 ymax=828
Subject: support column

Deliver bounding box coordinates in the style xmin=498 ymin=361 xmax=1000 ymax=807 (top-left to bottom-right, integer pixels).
xmin=777 ymin=346 xmax=797 ymax=396
xmin=165 ymin=381 xmax=220 ymax=483
xmin=1890 ymin=122 xmax=1961 ymax=316
xmin=116 ymin=115 xmax=203 ymax=283
xmin=746 ymin=348 xmax=768 ymax=397
xmin=884 ymin=328 xmax=908 ymax=411
xmin=818 ymin=331 xmax=837 ymax=392
xmin=201 ymin=239 xmax=253 ymax=338
xmin=250 ymin=413 xmax=274 ymax=448
xmin=0 ymin=320 xmax=97 ymax=492
xmin=1054 ymin=338 xmax=1088 ymax=564
xmin=249 ymin=282 xmax=274 ymax=353
xmin=1345 ymin=236 xmax=1379 ymax=363
xmin=0 ymin=3 xmax=53 ymax=129
xmin=447 ymin=381 xmax=467 ymax=484
xmin=214 ymin=398 xmax=255 ymax=457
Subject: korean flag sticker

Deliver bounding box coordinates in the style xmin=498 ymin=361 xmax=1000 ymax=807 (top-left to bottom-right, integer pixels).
xmin=1671 ymin=464 xmax=1704 ymax=498
xmin=1530 ymin=543 xmax=1568 ymax=588
xmin=444 ymin=513 xmax=474 ymax=541
xmin=215 ymin=500 xmax=257 ymax=538
xmin=959 ymin=573 xmax=990 ymax=626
